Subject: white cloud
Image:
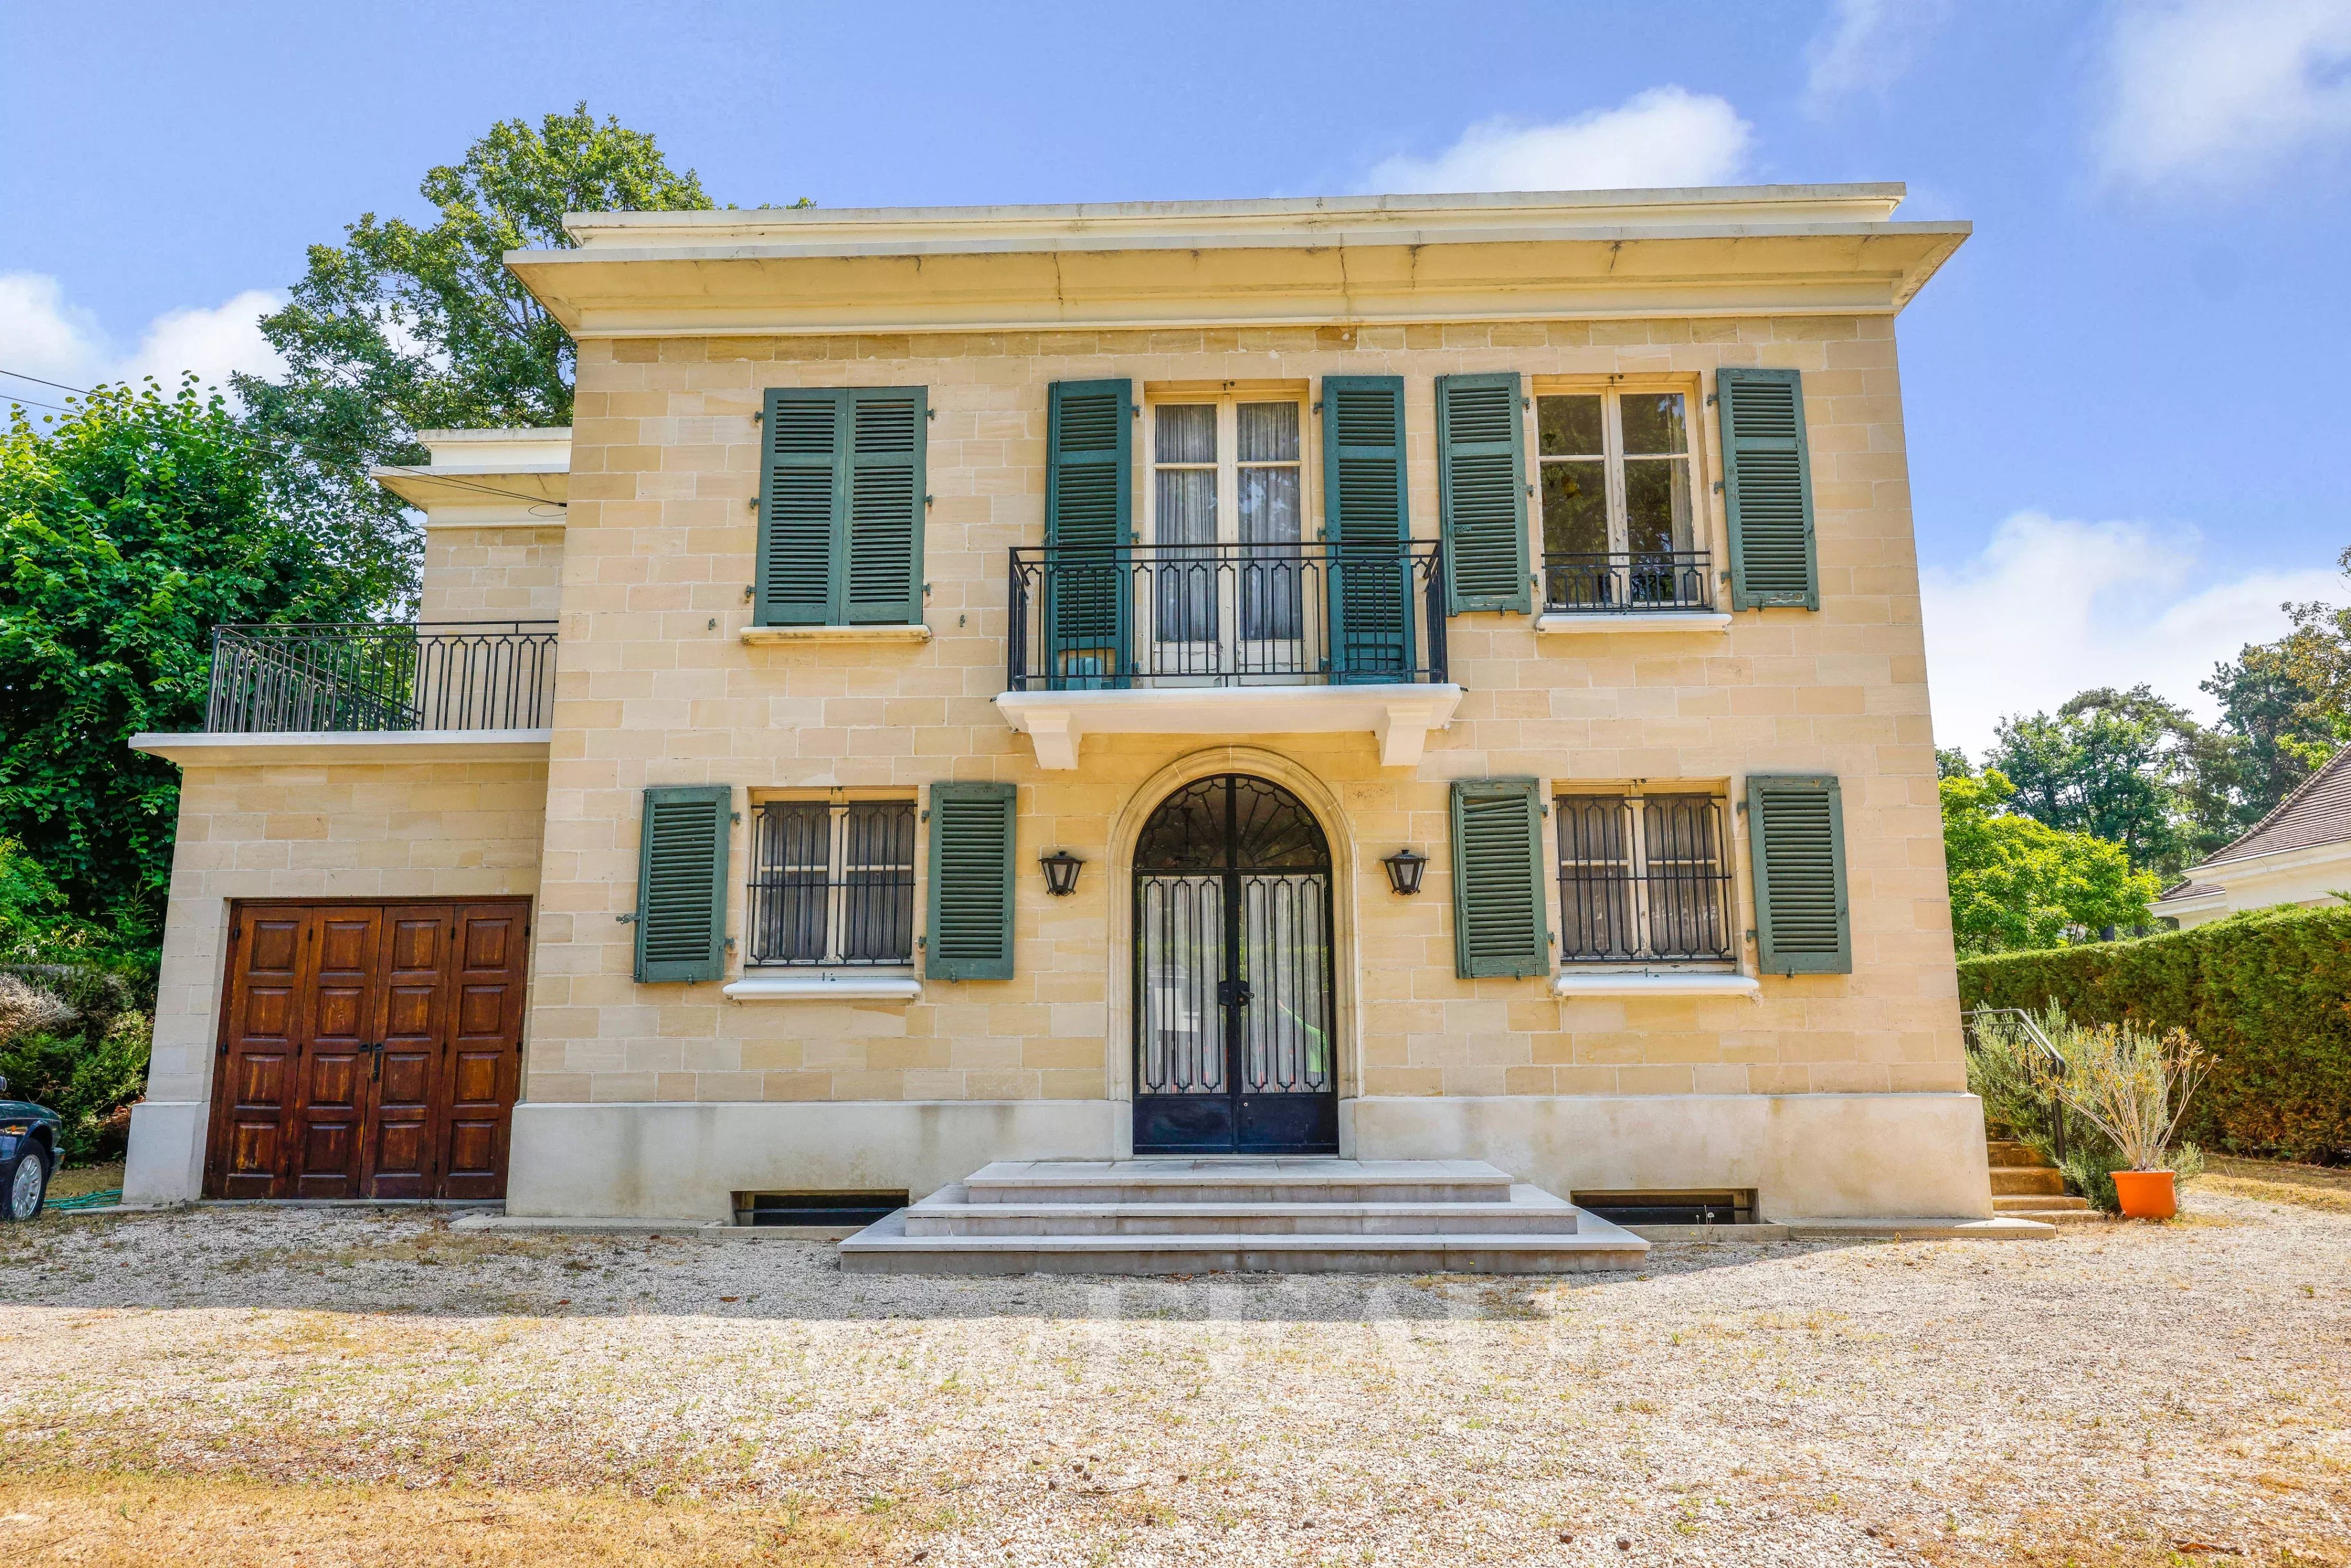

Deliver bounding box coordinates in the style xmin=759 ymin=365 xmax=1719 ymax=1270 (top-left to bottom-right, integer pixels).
xmin=1921 ymin=511 xmax=2344 ymax=756
xmin=2097 ymin=0 xmax=2351 ymax=191
xmin=1367 ymin=88 xmax=1753 ymax=195
xmin=0 ymin=273 xmax=284 ymax=409
xmin=1805 ymin=0 xmax=1952 ymax=113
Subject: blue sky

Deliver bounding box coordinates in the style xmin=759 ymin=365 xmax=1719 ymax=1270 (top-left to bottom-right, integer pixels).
xmin=5 ymin=0 xmax=2349 ymax=750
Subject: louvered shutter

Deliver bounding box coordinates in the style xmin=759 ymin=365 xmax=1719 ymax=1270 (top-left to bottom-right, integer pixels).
xmin=844 ymin=387 xmax=927 ymax=623
xmin=925 ymin=781 xmax=1017 ymax=981
xmin=1720 ymin=368 xmax=1819 ymax=611
xmin=1043 ymin=380 xmax=1132 ymax=688
xmin=635 ymin=786 xmax=733 ymax=983
xmin=1321 ymin=375 xmax=1415 ymax=681
xmin=1745 ymin=774 xmax=1849 ymax=975
xmin=755 ymin=389 xmax=844 ymax=626
xmin=1436 ymin=372 xmax=1531 ymax=615
xmin=1449 ymin=779 xmax=1551 ymax=979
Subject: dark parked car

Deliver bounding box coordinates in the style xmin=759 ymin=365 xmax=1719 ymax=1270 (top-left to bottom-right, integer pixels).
xmin=0 ymin=1075 xmax=60 ymax=1221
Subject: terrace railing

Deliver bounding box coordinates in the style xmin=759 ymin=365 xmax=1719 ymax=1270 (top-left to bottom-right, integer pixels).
xmin=1007 ymin=542 xmax=1448 ymax=692
xmin=205 ymin=622 xmax=558 ymax=734
xmin=1542 ymin=550 xmax=1715 ymax=615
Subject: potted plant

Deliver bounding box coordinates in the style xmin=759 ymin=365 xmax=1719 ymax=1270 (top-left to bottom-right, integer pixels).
xmin=2054 ymin=1020 xmax=2211 ymax=1220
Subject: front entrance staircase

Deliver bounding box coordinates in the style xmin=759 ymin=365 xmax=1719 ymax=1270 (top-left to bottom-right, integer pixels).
xmin=1988 ymin=1139 xmax=2098 ymax=1224
xmin=837 ymin=1158 xmax=1651 ymax=1274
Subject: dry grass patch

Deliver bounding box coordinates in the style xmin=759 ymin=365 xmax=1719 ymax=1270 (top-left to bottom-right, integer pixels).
xmin=2194 ymin=1156 xmax=2351 ymax=1217
xmin=0 ymin=1471 xmax=883 ymax=1567
xmin=46 ymin=1162 xmax=124 ymax=1202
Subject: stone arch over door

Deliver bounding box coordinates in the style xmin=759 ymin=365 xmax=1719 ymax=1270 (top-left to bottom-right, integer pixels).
xmin=1104 ymin=747 xmax=1361 ymax=1154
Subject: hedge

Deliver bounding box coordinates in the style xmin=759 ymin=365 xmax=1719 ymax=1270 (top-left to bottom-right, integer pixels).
xmin=1956 ymin=903 xmax=2351 ymax=1159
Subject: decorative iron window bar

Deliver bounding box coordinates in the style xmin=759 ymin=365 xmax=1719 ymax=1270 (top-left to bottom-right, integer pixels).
xmin=1007 ymin=541 xmax=1448 ymax=692
xmin=1542 ymin=550 xmax=1714 ymax=614
xmin=747 ymin=800 xmax=918 ymax=967
xmin=205 ymin=621 xmax=558 ymax=733
xmin=1555 ymin=794 xmax=1736 ymax=963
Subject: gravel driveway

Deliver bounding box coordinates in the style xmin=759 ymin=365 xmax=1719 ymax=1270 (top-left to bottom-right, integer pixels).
xmin=1 ymin=1183 xmax=2345 ymax=1566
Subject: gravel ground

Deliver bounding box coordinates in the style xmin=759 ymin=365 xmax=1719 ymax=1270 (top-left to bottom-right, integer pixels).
xmin=1 ymin=1184 xmax=2346 ymax=1567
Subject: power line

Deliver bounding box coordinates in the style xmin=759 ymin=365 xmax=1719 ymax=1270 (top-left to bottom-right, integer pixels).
xmin=0 ymin=368 xmax=92 ymax=395
xmin=3 ymin=393 xmax=73 ymax=414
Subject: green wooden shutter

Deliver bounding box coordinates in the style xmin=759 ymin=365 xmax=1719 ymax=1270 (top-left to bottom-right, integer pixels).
xmin=1436 ymin=372 xmax=1530 ymax=615
xmin=1449 ymin=778 xmax=1551 ymax=979
xmin=1321 ymin=375 xmax=1414 ymax=681
xmin=1745 ymin=774 xmax=1850 ymax=975
xmin=926 ymin=781 xmax=1017 ymax=981
xmin=844 ymin=386 xmax=928 ymax=624
xmin=1043 ymin=380 xmax=1133 ymax=688
xmin=755 ymin=389 xmax=844 ymax=626
xmin=636 ymin=786 xmax=732 ymax=983
xmin=1719 ymin=368 xmax=1819 ymax=611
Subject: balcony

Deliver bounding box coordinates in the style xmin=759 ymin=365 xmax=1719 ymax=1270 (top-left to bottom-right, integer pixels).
xmin=133 ymin=622 xmax=559 ymax=769
xmin=1535 ymin=551 xmax=1731 ymax=635
xmin=996 ymin=542 xmax=1462 ymax=769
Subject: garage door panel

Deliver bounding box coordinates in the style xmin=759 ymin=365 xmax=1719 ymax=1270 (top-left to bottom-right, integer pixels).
xmin=207 ymin=899 xmax=527 ymax=1201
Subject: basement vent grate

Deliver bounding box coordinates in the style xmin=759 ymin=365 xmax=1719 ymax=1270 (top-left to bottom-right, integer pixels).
xmin=735 ymin=1191 xmax=909 ymax=1228
xmin=1572 ymin=1190 xmax=1755 ymax=1227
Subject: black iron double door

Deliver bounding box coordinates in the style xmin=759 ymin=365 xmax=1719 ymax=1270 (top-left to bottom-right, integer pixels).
xmin=1134 ymin=774 xmax=1338 ymax=1153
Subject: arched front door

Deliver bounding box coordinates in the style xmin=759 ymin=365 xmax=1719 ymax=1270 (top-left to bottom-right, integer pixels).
xmin=1133 ymin=774 xmax=1337 ymax=1154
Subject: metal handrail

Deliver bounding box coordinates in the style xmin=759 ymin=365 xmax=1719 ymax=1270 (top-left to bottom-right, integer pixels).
xmin=1006 ymin=541 xmax=1448 ymax=692
xmin=1542 ymin=549 xmax=1714 ymax=613
xmin=1961 ymin=1006 xmax=2069 ymax=1164
xmin=205 ymin=620 xmax=559 ymax=734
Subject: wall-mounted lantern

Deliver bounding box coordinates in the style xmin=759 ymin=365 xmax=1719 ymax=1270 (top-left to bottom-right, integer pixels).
xmin=1039 ymin=849 xmax=1085 ymax=897
xmin=1381 ymin=847 xmax=1428 ymax=896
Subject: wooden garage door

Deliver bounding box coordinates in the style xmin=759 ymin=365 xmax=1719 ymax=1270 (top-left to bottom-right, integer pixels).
xmin=206 ymin=901 xmax=529 ymax=1201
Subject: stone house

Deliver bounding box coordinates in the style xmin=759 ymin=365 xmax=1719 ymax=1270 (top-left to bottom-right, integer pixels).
xmin=121 ymin=184 xmax=1990 ymax=1235
xmin=2155 ymin=744 xmax=2351 ymax=929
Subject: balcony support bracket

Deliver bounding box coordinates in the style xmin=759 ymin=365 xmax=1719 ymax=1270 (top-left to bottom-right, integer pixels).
xmin=994 ymin=684 xmax=1464 ymax=771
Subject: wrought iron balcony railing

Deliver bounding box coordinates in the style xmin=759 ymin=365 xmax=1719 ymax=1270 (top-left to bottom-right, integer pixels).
xmin=1007 ymin=542 xmax=1448 ymax=692
xmin=1541 ymin=550 xmax=1715 ymax=614
xmin=205 ymin=622 xmax=558 ymax=734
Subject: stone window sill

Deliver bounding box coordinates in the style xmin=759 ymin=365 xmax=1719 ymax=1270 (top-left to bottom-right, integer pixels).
xmin=1551 ymin=970 xmax=1760 ymax=999
xmin=1534 ymin=611 xmax=1732 ymax=636
xmin=740 ymin=624 xmax=931 ymax=646
xmin=722 ymin=973 xmax=923 ymax=1002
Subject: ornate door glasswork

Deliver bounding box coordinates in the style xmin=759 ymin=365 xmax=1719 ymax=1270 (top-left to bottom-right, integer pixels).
xmin=1134 ymin=775 xmax=1337 ymax=1153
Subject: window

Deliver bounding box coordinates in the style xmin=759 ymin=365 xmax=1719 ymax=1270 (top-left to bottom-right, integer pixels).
xmin=754 ymin=386 xmax=927 ymax=628
xmin=1555 ymin=791 xmax=1734 ymax=963
xmin=747 ymin=799 xmax=917 ymax=967
xmin=1537 ymin=388 xmax=1709 ymax=612
xmin=1145 ymin=395 xmax=1307 ymax=653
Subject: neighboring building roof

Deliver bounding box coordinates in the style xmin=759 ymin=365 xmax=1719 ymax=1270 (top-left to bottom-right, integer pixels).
xmin=2196 ymin=744 xmax=2351 ymax=871
xmin=2153 ymin=880 xmax=2224 ymax=905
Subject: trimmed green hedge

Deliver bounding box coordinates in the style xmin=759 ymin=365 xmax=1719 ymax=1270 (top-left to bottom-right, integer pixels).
xmin=1957 ymin=904 xmax=2351 ymax=1159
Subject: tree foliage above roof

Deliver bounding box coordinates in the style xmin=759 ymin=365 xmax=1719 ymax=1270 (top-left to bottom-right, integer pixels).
xmin=231 ymin=104 xmax=719 ymax=609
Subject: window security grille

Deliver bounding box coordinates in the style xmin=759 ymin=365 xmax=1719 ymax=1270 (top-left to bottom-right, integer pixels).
xmin=747 ymin=800 xmax=917 ymax=967
xmin=1555 ymin=793 xmax=1735 ymax=963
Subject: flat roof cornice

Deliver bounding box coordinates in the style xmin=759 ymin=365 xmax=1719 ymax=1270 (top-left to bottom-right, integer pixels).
xmin=506 ymin=184 xmax=1969 ymax=340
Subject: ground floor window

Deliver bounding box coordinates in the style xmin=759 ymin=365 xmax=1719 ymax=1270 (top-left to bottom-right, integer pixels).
xmin=1555 ymin=791 xmax=1735 ymax=962
xmin=747 ymin=798 xmax=917 ymax=966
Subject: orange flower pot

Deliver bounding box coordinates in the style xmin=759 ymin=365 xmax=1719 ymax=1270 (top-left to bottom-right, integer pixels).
xmin=2112 ymin=1169 xmax=2177 ymax=1220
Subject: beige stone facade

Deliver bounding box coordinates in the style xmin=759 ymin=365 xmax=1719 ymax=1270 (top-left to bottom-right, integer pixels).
xmin=125 ymin=187 xmax=1989 ymax=1221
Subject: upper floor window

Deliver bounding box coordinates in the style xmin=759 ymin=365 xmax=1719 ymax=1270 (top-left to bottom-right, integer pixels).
xmin=1555 ymin=790 xmax=1734 ymax=964
xmin=753 ymin=386 xmax=928 ymax=628
xmin=1145 ymin=394 xmax=1308 ymax=646
xmin=747 ymin=798 xmax=918 ymax=967
xmin=1538 ymin=389 xmax=1709 ymax=612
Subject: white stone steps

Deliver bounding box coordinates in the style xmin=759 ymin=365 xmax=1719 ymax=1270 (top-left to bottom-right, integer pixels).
xmin=838 ymin=1158 xmax=1651 ymax=1275
xmin=902 ymin=1182 xmax=1583 ymax=1237
xmin=958 ymin=1157 xmax=1514 ymax=1207
xmin=839 ymin=1209 xmax=1650 ymax=1275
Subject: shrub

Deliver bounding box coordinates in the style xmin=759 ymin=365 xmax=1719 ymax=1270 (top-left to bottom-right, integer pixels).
xmin=1958 ymin=903 xmax=2351 ymax=1161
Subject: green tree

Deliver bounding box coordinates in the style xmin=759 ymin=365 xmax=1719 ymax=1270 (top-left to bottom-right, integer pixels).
xmin=233 ymin=104 xmax=717 ymax=607
xmin=1941 ymin=769 xmax=2160 ymax=954
xmin=2185 ymin=643 xmax=2339 ymax=851
xmin=1984 ymin=685 xmax=2196 ymax=876
xmin=0 ymin=381 xmax=381 ymax=932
